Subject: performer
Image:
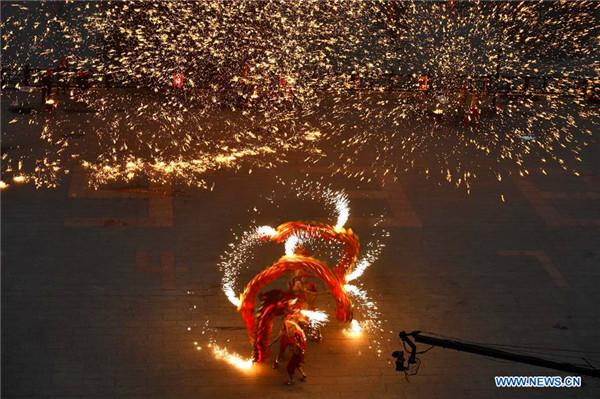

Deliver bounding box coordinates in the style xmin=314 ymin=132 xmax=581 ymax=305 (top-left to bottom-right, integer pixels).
xmin=303 ymin=279 xmax=323 ymax=342
xmin=273 ymin=312 xmax=302 ymax=369
xmin=57 ymin=57 xmax=69 ymax=94
xmin=297 ymin=274 xmax=319 ymax=309
xmin=457 ymin=80 xmax=468 ymax=114
xmin=289 ymin=271 xmax=308 ymax=303
xmin=41 ymin=69 xmax=53 ymax=104
xmin=290 ymin=271 xmax=323 ymax=342
xmin=285 ymin=329 xmax=307 ymax=385
xmin=23 ymin=64 xmax=31 ymax=86
xmin=467 ymin=89 xmax=480 ymax=126
xmin=254 ymin=290 xmax=298 ymax=363
xmin=288 ymin=246 xmax=312 ymax=305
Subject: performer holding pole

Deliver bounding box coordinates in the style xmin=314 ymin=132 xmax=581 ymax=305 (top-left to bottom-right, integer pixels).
xmin=285 ymin=329 xmax=307 ymax=385
xmin=273 ymin=312 xmax=302 ymax=369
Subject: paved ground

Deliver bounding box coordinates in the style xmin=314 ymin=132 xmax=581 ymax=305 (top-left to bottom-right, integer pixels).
xmin=2 ymin=90 xmax=600 ymax=399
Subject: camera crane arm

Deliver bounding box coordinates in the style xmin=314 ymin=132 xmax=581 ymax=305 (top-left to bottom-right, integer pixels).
xmin=396 ymin=331 xmax=600 ymax=378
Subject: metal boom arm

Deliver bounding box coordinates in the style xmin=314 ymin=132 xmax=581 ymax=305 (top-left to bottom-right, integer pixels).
xmin=398 ymin=331 xmax=600 ymax=378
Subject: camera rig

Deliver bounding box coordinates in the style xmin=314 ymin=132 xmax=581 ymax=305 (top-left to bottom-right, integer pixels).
xmin=393 ymin=330 xmax=600 ymax=378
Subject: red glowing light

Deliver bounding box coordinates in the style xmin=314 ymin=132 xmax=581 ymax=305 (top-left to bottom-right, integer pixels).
xmin=173 ymin=72 xmax=183 ymax=88
xmin=419 ymin=75 xmax=429 ymax=91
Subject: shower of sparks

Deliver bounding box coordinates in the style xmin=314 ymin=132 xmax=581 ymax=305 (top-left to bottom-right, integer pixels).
xmin=332 ymin=191 xmax=350 ymax=232
xmin=209 ymin=182 xmax=386 ymax=369
xmin=221 ymin=180 xmax=358 ymax=308
xmin=343 ymin=282 xmax=383 ymax=346
xmin=346 ymin=243 xmax=385 ymax=283
xmin=220 ymin=227 xmax=272 ymax=308
xmin=308 ymin=1 xmax=600 ymax=190
xmin=300 ymin=310 xmax=329 ymax=329
xmin=2 ymin=1 xmax=598 ymax=190
xmin=255 ymin=225 xmax=276 ymax=238
xmin=343 ymin=320 xmax=364 ymax=338
xmin=0 ymin=1 xmax=361 ymax=188
xmin=209 ymin=343 xmax=254 ymax=371
xmin=284 ymin=233 xmax=303 ymax=258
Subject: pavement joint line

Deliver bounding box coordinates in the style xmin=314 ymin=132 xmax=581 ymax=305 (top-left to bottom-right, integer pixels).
xmin=136 ymin=250 xmax=188 ymax=290
xmin=300 ymin=167 xmax=422 ymax=228
xmin=498 ymin=250 xmax=569 ymax=288
xmin=64 ymin=168 xmax=173 ymax=227
xmin=512 ymin=175 xmax=600 ymax=227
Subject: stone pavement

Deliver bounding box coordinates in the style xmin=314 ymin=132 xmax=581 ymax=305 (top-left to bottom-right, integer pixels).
xmin=2 ymin=94 xmax=600 ymax=398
